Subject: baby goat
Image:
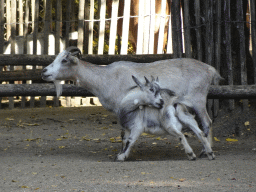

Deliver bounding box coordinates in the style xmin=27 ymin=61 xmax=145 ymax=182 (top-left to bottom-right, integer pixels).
xmin=116 ymin=75 xmax=215 ymax=161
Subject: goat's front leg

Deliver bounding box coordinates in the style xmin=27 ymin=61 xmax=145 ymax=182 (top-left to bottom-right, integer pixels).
xmin=115 ymin=125 xmax=143 ymax=161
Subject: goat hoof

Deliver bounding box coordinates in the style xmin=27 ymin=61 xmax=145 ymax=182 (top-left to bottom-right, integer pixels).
xmin=115 ymin=153 xmax=126 ymax=162
xmin=199 ymin=150 xmax=207 ymax=158
xmin=207 ymin=152 xmax=215 ymax=160
xmin=187 ymin=152 xmax=196 ymax=161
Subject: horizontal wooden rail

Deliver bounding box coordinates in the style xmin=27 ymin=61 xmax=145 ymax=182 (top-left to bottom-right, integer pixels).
xmin=0 ymin=54 xmax=178 ymax=66
xmin=1 ymin=84 xmax=256 ymax=99
xmin=0 ymin=69 xmax=42 ymax=81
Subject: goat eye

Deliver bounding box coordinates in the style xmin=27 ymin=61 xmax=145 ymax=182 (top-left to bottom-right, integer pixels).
xmin=62 ymin=59 xmax=68 ymax=63
xmin=150 ymin=88 xmax=154 ymax=93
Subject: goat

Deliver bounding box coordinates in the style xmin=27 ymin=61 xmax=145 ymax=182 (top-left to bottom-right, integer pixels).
xmin=41 ymin=47 xmax=222 ymax=149
xmin=117 ymin=75 xmax=215 ymax=161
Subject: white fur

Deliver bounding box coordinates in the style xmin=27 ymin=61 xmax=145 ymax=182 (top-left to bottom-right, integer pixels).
xmin=116 ymin=79 xmax=215 ymax=161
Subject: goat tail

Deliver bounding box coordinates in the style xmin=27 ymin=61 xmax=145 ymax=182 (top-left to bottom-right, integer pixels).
xmin=54 ymin=80 xmax=63 ymax=97
xmin=212 ymin=71 xmax=224 ymax=85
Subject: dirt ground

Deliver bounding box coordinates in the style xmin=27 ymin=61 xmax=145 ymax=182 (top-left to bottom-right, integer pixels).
xmin=0 ymin=105 xmax=256 ymax=192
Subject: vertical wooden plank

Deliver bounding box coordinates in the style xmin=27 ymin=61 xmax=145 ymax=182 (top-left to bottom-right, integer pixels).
xmin=98 ymin=0 xmax=106 ymax=54
xmin=88 ymin=0 xmax=94 ymax=54
xmin=41 ymin=0 xmax=52 ymax=108
xmin=44 ymin=0 xmax=51 ymax=55
xmin=55 ymin=0 xmax=62 ymax=54
xmin=6 ymin=0 xmax=11 ymax=40
xmin=213 ymin=0 xmax=221 ymax=117
xmin=250 ymin=0 xmax=256 ymax=83
xmin=84 ymin=0 xmax=89 ymax=54
xmin=24 ymin=0 xmax=30 ymax=54
xmin=22 ymin=0 xmax=29 ymax=108
xmin=108 ymin=0 xmax=119 ymax=55
xmin=171 ymin=0 xmax=183 ymax=58
xmin=136 ymin=0 xmax=145 ymax=54
xmin=224 ymin=0 xmax=234 ymax=110
xmin=237 ymin=0 xmax=248 ymax=111
xmin=120 ymin=0 xmax=131 ymax=55
xmin=78 ymin=0 xmax=85 ymax=52
xmin=9 ymin=0 xmax=17 ymax=110
xmin=18 ymin=0 xmax=23 ymax=36
xmin=206 ymin=0 xmax=214 ymax=119
xmin=149 ymin=0 xmax=156 ymax=54
xmin=31 ymin=0 xmax=39 ymax=108
xmin=157 ymin=0 xmax=167 ymax=54
xmin=11 ymin=0 xmax=16 ymax=54
xmin=65 ymin=0 xmax=72 ymax=107
xmin=0 ymin=0 xmax=3 ymax=109
xmin=0 ymin=0 xmax=4 ymax=54
xmin=143 ymin=0 xmax=150 ymax=54
xmin=195 ymin=0 xmax=202 ymax=61
xmin=65 ymin=0 xmax=71 ymax=48
xmin=183 ymin=0 xmax=191 ymax=58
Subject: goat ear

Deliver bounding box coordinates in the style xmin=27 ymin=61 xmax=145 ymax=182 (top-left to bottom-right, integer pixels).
xmin=151 ymin=75 xmax=155 ymax=82
xmin=144 ymin=76 xmax=151 ymax=85
xmin=132 ymin=75 xmax=143 ymax=89
xmin=67 ymin=54 xmax=78 ymax=65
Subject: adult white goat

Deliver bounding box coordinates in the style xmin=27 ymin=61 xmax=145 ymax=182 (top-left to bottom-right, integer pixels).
xmin=41 ymin=47 xmax=222 ymax=148
xmin=117 ymin=75 xmax=215 ymax=161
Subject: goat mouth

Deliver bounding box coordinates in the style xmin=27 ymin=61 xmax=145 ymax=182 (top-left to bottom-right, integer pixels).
xmin=41 ymin=74 xmax=52 ymax=80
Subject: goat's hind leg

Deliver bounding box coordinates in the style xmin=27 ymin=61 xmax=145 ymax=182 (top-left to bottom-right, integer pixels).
xmin=176 ymin=105 xmax=215 ymax=160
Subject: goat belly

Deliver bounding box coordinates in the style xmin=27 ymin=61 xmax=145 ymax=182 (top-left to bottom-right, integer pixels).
xmin=118 ymin=109 xmax=139 ymax=129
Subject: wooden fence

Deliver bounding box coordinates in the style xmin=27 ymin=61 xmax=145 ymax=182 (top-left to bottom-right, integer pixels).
xmin=0 ymin=0 xmax=256 ymax=115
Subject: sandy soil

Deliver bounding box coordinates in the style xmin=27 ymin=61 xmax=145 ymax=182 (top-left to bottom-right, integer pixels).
xmin=0 ymin=106 xmax=256 ymax=192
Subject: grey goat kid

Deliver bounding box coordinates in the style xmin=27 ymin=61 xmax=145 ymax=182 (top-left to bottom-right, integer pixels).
xmin=117 ymin=76 xmax=215 ymax=161
xmin=41 ymin=47 xmax=222 ymax=149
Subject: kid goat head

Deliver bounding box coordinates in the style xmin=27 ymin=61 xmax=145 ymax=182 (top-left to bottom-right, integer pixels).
xmin=131 ymin=75 xmax=164 ymax=109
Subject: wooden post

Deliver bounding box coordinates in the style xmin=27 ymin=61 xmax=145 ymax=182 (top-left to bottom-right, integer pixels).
xmin=149 ymin=0 xmax=156 ymax=54
xmin=83 ymin=0 xmax=89 ymax=54
xmin=224 ymin=0 xmax=235 ymax=110
xmin=171 ymin=0 xmax=183 ymax=58
xmin=206 ymin=0 xmax=214 ymax=119
xmin=98 ymin=0 xmax=106 ymax=54
xmin=120 ymin=0 xmax=131 ymax=55
xmin=9 ymin=0 xmax=17 ymax=110
xmin=143 ymin=0 xmax=150 ymax=54
xmin=213 ymin=0 xmax=222 ymax=117
xmin=136 ymin=0 xmax=145 ymax=54
xmin=250 ymin=0 xmax=256 ymax=84
xmin=88 ymin=0 xmax=94 ymax=54
xmin=0 ymin=0 xmax=4 ymax=54
xmin=0 ymin=0 xmax=3 ymax=109
xmin=237 ymin=0 xmax=248 ymax=111
xmin=195 ymin=0 xmax=202 ymax=61
xmin=157 ymin=0 xmax=167 ymax=54
xmin=55 ymin=0 xmax=62 ymax=54
xmin=108 ymin=0 xmax=119 ymax=55
xmin=78 ymin=0 xmax=85 ymax=52
xmin=183 ymin=0 xmax=191 ymax=58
